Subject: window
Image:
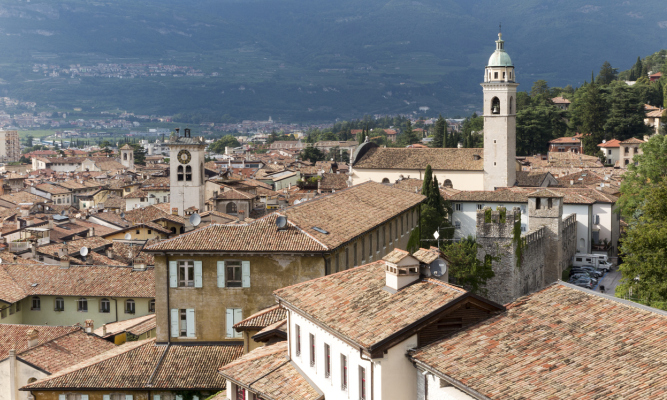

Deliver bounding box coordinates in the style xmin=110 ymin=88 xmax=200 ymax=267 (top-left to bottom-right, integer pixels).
xmin=177 ymin=165 xmax=184 ymax=181
xmin=136 ymin=229 xmax=141 ymax=234
xmin=368 ymin=234 xmax=373 ymax=258
xmin=494 ymin=72 xmax=498 ymax=79
xmin=341 ymin=354 xmax=348 ymax=391
xmin=444 ymin=179 xmax=453 ymax=188
xmin=389 ymin=222 xmax=392 ymax=244
xmin=309 ymin=333 xmax=316 ymax=367
xmin=361 ymin=239 xmax=365 ymax=263
xmin=359 ymin=366 xmax=367 ymax=400
xmin=77 ymin=298 xmax=88 ymax=312
xmin=32 ymin=297 xmax=40 ymax=310
xmin=382 ymin=226 xmax=386 ymax=249
xmin=178 ymin=261 xmax=195 ymax=287
xmin=400 ymin=215 xmax=404 ymax=236
xmin=324 ymin=343 xmax=331 ymax=378
xmin=55 ymin=297 xmax=64 ymax=311
xmin=185 ymin=165 xmax=192 ymax=181
xmin=536 ymin=198 xmax=541 ymax=210
xmin=16 ymin=301 xmax=20 ymax=312
xmin=0 ymin=307 xmax=5 ymax=318
xmin=477 ymin=204 xmax=483 ymax=210
xmin=395 ymin=219 xmax=399 ymax=240
xmin=125 ymin=299 xmax=135 ymax=314
xmin=353 ymin=243 xmax=357 ymax=267
xmin=180 ymin=309 xmax=188 ymax=337
xmin=226 ymin=202 xmax=237 ymax=214
xmin=148 ymin=229 xmax=152 ymax=234
xmin=455 ymin=203 xmax=461 ymax=211
xmin=9 ymin=304 xmax=14 ymax=315
xmin=295 ymin=324 xmax=301 ymax=356
xmin=225 ymin=308 xmax=243 ymax=338
xmin=100 ymin=298 xmax=110 ymax=313
xmin=548 ymin=198 xmax=553 ymax=209
xmin=509 ymin=96 xmax=514 ymax=114
xmin=226 ymin=261 xmax=242 ymax=287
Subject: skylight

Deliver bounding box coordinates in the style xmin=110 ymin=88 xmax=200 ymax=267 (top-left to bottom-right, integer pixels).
xmin=312 ymin=227 xmax=329 ymax=234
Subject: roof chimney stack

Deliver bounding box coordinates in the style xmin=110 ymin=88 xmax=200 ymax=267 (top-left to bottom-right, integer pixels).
xmin=84 ymin=319 xmax=94 ymax=333
xmin=382 ymin=249 xmax=420 ymax=292
xmin=238 ymin=210 xmax=245 ymax=222
xmin=26 ymin=329 xmax=39 ymax=348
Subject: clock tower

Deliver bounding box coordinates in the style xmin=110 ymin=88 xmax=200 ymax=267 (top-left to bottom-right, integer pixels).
xmin=169 ymin=128 xmax=207 ymax=216
xmin=482 ymin=31 xmax=518 ymax=190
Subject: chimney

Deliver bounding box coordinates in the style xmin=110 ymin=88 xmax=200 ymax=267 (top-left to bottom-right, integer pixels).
xmin=238 ymin=210 xmax=245 ymax=222
xmin=172 ymin=207 xmax=178 ymax=216
xmin=84 ymin=319 xmax=94 ymax=333
xmin=59 ymin=256 xmax=70 ymax=269
xmin=382 ymin=250 xmax=420 ymax=292
xmin=26 ymin=329 xmax=39 ymax=348
xmin=102 ymin=324 xmax=107 ymax=336
xmin=570 ymin=180 xmax=574 ymax=186
xmin=48 ymin=219 xmax=53 ymax=229
xmin=88 ymin=227 xmax=94 ymax=237
xmin=30 ymin=245 xmax=36 ymax=259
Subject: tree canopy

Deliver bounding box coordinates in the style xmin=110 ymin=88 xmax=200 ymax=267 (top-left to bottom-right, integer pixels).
xmin=209 ymin=135 xmax=241 ymax=154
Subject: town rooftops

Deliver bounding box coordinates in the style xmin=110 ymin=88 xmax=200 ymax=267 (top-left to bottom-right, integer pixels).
xmin=448 ymin=190 xmax=528 ymax=203
xmin=218 ymin=342 xmax=322 ymax=400
xmin=22 ymin=339 xmax=243 ymax=390
xmin=527 ymin=188 xmax=563 ymax=198
xmin=0 ymin=325 xmax=115 ymax=373
xmin=35 ymin=183 xmax=71 ymax=195
xmin=233 ymin=305 xmax=287 ymax=331
xmin=147 ymin=181 xmax=425 ymax=253
xmin=410 ymin=282 xmax=667 ymax=400
xmin=353 ymin=146 xmax=484 ymax=171
xmin=0 ymin=191 xmax=50 ymax=205
xmin=94 ymin=314 xmax=156 ymax=338
xmin=274 ymin=260 xmax=493 ymax=353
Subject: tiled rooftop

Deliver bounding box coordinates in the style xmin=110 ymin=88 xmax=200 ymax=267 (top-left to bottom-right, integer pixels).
xmin=411 ymin=282 xmax=667 ymax=400
xmin=354 ymin=147 xmax=484 ymax=171
xmin=23 ymin=339 xmax=243 ymax=390
xmin=0 ymin=324 xmax=78 ymax=359
xmin=218 ymin=342 xmax=321 ymax=400
xmin=0 ymin=191 xmax=50 ymax=205
xmin=234 ymin=305 xmax=287 ymax=330
xmin=147 ymin=181 xmax=424 ymax=253
xmin=35 ymin=183 xmax=71 ymax=195
xmin=274 ymin=261 xmax=467 ymax=350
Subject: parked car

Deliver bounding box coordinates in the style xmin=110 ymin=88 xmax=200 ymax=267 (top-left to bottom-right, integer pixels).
xmin=569 ymin=273 xmax=598 ymax=284
xmin=570 ymin=277 xmax=594 ymax=289
xmin=571 ymin=266 xmax=603 ymax=278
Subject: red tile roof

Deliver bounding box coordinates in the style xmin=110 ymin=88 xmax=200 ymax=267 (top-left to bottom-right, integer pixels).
xmin=620 ymin=137 xmax=645 ymax=145
xmin=0 ymin=325 xmax=79 ymax=360
xmin=234 ymin=305 xmax=287 ymax=330
xmin=597 ymin=138 xmax=622 ymax=148
xmin=354 ymin=147 xmax=484 ymax=171
xmin=274 ymin=261 xmax=468 ymax=349
xmin=218 ymin=342 xmax=321 ymax=400
xmin=411 ymin=282 xmax=667 ymax=400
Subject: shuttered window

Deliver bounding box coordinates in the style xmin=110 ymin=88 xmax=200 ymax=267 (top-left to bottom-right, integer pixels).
xmin=226 ymin=308 xmax=243 ymax=338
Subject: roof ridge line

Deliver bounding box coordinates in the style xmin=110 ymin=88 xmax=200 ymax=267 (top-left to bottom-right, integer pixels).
xmin=233 ymin=305 xmax=281 ymax=327
xmin=17 ymin=326 xmax=83 ymax=356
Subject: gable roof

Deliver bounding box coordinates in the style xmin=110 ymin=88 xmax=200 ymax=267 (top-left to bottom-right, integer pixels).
xmin=598 ymin=139 xmax=622 ymax=148
xmin=353 ymin=147 xmax=484 ymax=171
xmin=147 ymin=181 xmax=424 ymax=253
xmin=620 ymin=137 xmax=645 ymax=145
xmin=218 ymin=342 xmax=322 ymax=400
xmin=22 ymin=339 xmax=244 ymax=390
xmin=410 ymin=282 xmax=667 ymax=400
xmin=234 ymin=305 xmax=287 ymax=331
xmin=274 ymin=261 xmax=487 ymax=352
xmin=0 ymin=325 xmax=79 ymax=360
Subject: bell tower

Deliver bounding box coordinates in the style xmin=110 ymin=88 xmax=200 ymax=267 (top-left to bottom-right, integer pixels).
xmin=169 ymin=128 xmax=207 ymax=216
xmin=482 ymin=30 xmax=518 ymax=190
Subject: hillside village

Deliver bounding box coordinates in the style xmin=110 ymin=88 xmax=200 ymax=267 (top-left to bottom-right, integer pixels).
xmin=2 ymin=33 xmax=667 ymax=400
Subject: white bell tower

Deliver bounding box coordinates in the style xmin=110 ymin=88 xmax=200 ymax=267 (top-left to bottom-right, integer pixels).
xmin=482 ymin=30 xmax=518 ymax=190
xmin=120 ymin=144 xmax=134 ymax=169
xmin=168 ymin=128 xmax=207 ymax=216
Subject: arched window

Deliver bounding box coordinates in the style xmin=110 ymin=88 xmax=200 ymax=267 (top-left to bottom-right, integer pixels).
xmin=171 ymin=227 xmax=176 ymax=234
xmin=381 ymin=178 xmax=390 ymax=184
xmin=123 ymin=153 xmax=127 ymax=160
xmin=77 ymin=298 xmax=88 ymax=312
xmin=177 ymin=166 xmax=184 ymax=181
xmin=125 ymin=299 xmax=135 ymax=314
xmin=509 ymin=96 xmax=514 ymax=114
xmin=444 ymin=179 xmax=453 ymax=188
xmin=54 ymin=297 xmax=64 ymax=311
xmin=625 ymin=159 xmax=630 ymax=165
xmin=100 ymin=298 xmax=110 ymax=313
xmin=185 ymin=165 xmax=192 ymax=181
xmin=491 ymin=97 xmax=500 ymax=114
xmin=149 ymin=299 xmax=155 ymax=313
xmin=179 ymin=226 xmax=185 ymax=234
xmin=226 ymin=202 xmax=237 ymax=214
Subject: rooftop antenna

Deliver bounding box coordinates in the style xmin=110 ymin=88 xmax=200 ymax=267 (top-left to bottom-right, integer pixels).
xmin=276 ymin=215 xmax=287 ymax=230
xmin=80 ymin=246 xmax=88 ymax=263
xmin=189 ymin=213 xmax=201 ymax=227
xmin=124 ymin=233 xmax=132 ymax=240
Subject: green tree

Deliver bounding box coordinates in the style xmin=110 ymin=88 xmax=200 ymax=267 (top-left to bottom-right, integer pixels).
xmin=25 ymin=135 xmax=33 ymax=147
xmin=633 ymin=56 xmax=644 ymax=80
xmin=400 ymin=120 xmax=420 ymax=146
xmin=604 ymin=83 xmax=650 ymax=141
xmin=529 ymin=80 xmax=551 ymax=105
xmin=442 ymin=236 xmax=496 ymax=295
xmin=209 ymin=135 xmax=241 ymax=154
xmin=431 ymin=115 xmax=446 ymax=148
xmin=299 ymin=146 xmax=326 ymax=163
xmin=407 ymin=166 xmax=453 ymax=251
xmin=130 ymin=143 xmax=146 ymax=165
xmin=596 ymin=61 xmax=618 ymax=85
xmin=570 ymin=82 xmax=609 ymax=155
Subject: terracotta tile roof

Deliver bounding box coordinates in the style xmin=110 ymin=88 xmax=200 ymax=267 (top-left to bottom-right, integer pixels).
xmin=0 ymin=263 xmax=154 ymax=301
xmin=448 ymin=190 xmax=528 ymax=203
xmin=597 ymin=139 xmax=622 ymax=148
xmin=23 ymin=339 xmax=244 ymax=390
xmin=392 ymin=178 xmax=425 ymax=194
xmin=19 ymin=329 xmax=116 ymax=373
xmin=526 ymin=188 xmax=563 ymax=198
xmin=515 ymin=171 xmax=551 ymax=187
xmin=548 ymin=136 xmax=580 ymax=144
xmin=354 ymin=147 xmax=484 ymax=171
xmin=148 ymin=181 xmax=424 ymax=253
xmin=551 ymin=96 xmax=571 ymax=104
xmin=646 ymin=109 xmax=664 ymax=118
xmin=103 ymin=195 xmax=126 ymax=209
xmin=35 ymin=183 xmax=71 ymax=195
xmin=234 ymin=305 xmax=287 ymax=330
xmin=0 ymin=191 xmax=50 ymax=205
xmin=412 ymin=246 xmax=442 ymax=264
xmin=319 ymin=173 xmax=348 ymax=191
xmin=93 ymin=160 xmax=127 ymax=171
xmin=218 ymin=189 xmax=257 ymax=200
xmin=382 ymin=248 xmax=411 ymax=264
xmin=411 ymin=282 xmax=667 ymax=400
xmin=120 ymin=144 xmax=133 ymax=150
xmin=56 ymin=180 xmax=88 ymax=190
xmin=0 ymin=324 xmax=79 ymax=359
xmin=92 ymin=212 xmax=132 ymax=228
xmin=38 ymin=236 xmax=112 ymax=256
xmin=94 ymin=314 xmax=156 ymax=337
xmin=218 ymin=342 xmax=321 ymax=400
xmin=124 ymin=204 xmax=186 ymax=225
xmin=252 ymin=320 xmax=287 ymax=341
xmin=620 ymin=137 xmax=645 ymax=144
xmin=274 ymin=261 xmax=467 ymax=349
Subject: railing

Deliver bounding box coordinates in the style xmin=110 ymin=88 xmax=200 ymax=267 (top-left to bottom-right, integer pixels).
xmin=9 ymin=242 xmax=30 ymax=253
xmin=36 ymin=237 xmax=50 ymax=246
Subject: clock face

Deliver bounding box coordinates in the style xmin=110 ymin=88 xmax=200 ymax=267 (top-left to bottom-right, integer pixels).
xmin=177 ymin=149 xmax=191 ymax=164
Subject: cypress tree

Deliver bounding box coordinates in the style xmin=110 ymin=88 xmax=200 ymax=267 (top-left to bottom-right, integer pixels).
xmin=432 ymin=115 xmax=446 ymax=148
xmin=422 ymin=165 xmax=433 ymax=198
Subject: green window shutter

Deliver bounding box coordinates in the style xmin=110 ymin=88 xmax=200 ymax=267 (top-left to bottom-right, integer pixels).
xmin=217 ymin=261 xmax=225 ymax=288
xmin=234 ymin=309 xmax=243 ymax=338
xmin=226 ymin=308 xmax=234 ymax=338
xmin=170 ymin=308 xmax=179 ymax=337
xmin=169 ymin=261 xmax=177 ymax=287
xmin=241 ymin=261 xmax=250 ymax=288
xmin=194 ymin=261 xmax=203 ymax=288
xmin=186 ymin=308 xmax=196 ymax=337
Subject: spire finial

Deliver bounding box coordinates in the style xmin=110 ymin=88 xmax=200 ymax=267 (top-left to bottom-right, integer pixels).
xmin=499 ymin=23 xmax=501 ymax=33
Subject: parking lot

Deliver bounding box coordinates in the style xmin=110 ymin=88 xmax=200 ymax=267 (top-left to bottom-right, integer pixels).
xmin=594 ymin=268 xmax=622 ymax=296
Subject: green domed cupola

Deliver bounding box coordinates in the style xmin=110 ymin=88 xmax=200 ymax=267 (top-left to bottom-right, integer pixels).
xmin=487 ymin=32 xmax=513 ymax=67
